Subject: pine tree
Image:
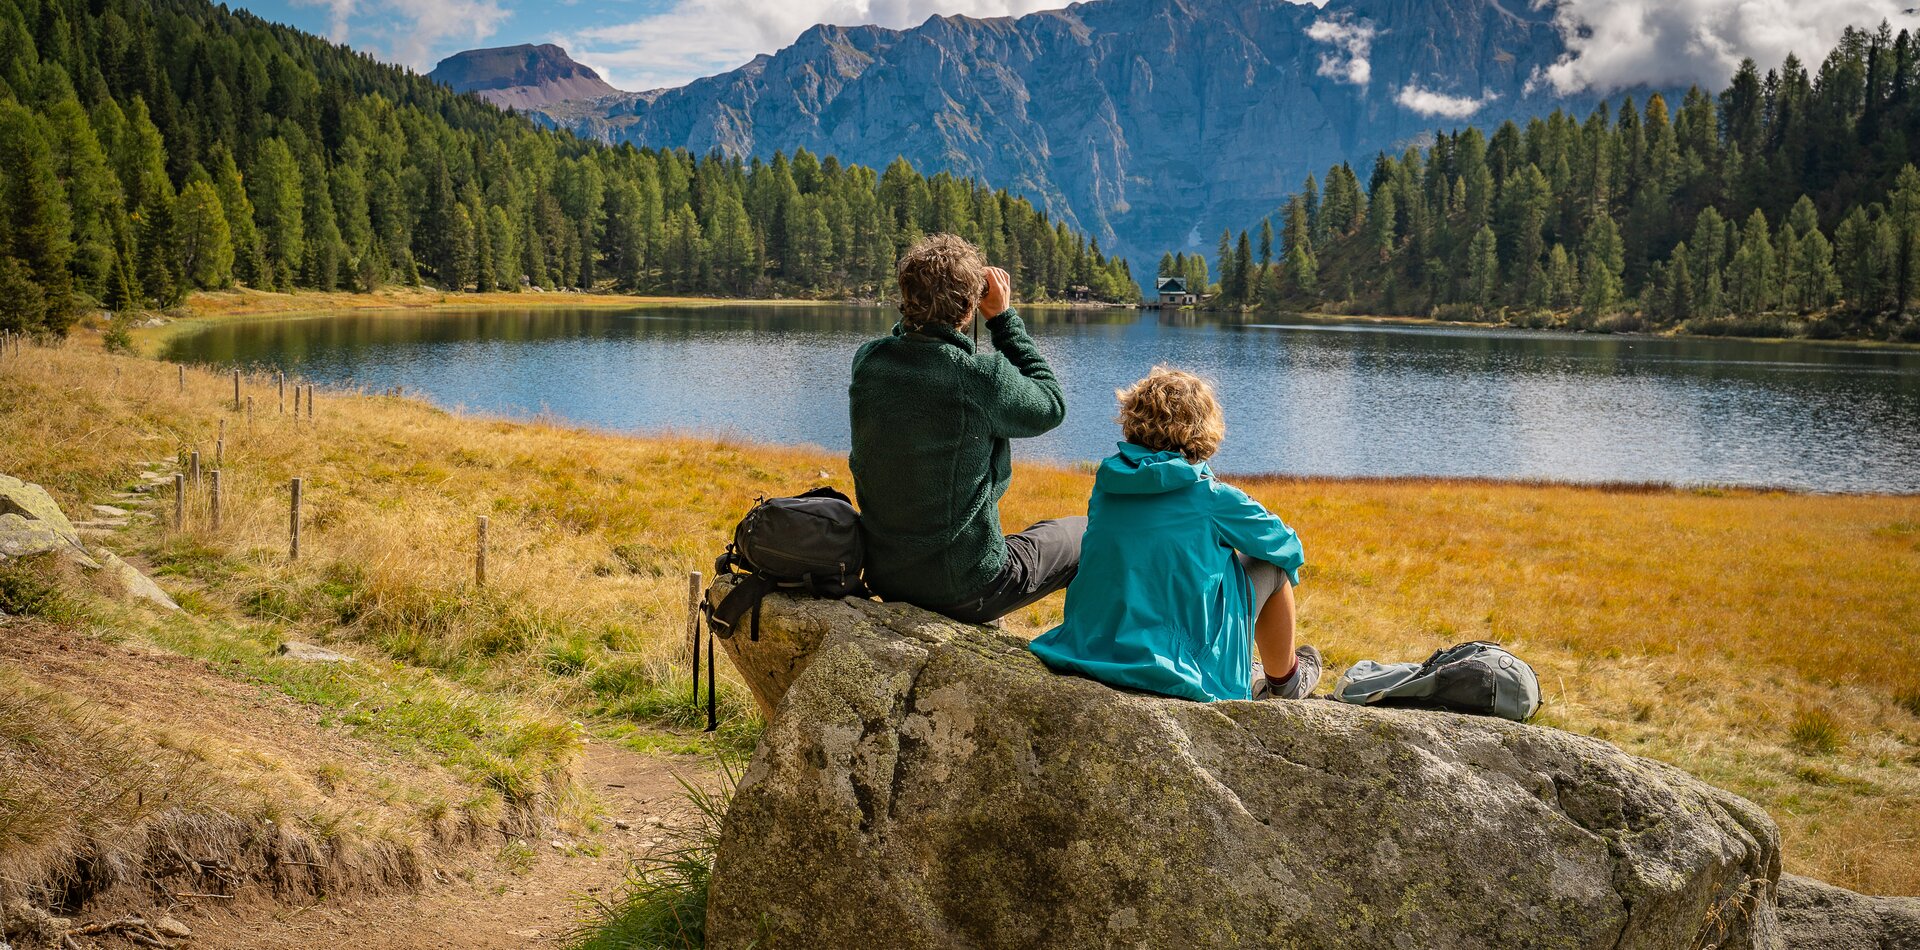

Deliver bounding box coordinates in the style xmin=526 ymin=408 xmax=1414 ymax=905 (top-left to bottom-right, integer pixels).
xmin=0 ymin=102 xmax=75 ymax=331
xmin=250 ymin=137 xmax=302 ymax=290
xmin=1665 ymin=242 xmax=1695 ymax=320
xmin=1580 ymin=215 xmax=1625 ymax=317
xmin=1467 ymin=225 xmax=1500 ymax=312
xmin=1546 ymin=243 xmax=1578 ymax=308
xmin=1229 ymin=231 xmax=1253 ymax=303
xmin=210 ymin=144 xmax=263 ymax=287
xmin=1726 ymin=209 xmax=1778 ymax=314
xmin=173 ymin=179 xmax=233 ymax=289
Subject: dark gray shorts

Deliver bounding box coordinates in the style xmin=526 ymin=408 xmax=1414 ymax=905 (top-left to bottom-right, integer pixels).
xmin=928 ymin=516 xmax=1087 ymax=624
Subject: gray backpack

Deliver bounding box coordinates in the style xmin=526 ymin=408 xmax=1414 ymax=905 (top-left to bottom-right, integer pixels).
xmin=1332 ymin=641 xmax=1541 ymax=722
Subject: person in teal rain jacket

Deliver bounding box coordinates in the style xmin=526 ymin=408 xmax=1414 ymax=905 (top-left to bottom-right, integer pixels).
xmin=1029 ymin=367 xmax=1322 ymax=702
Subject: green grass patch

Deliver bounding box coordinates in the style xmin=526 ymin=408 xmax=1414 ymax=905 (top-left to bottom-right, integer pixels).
xmin=566 ymin=765 xmax=735 ymax=950
xmin=144 ymin=613 xmax=578 ymax=811
xmin=0 ymin=555 xmax=91 ymax=623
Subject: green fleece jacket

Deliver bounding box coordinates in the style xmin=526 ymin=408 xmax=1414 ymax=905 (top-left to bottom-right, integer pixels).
xmin=848 ymin=309 xmax=1066 ymax=607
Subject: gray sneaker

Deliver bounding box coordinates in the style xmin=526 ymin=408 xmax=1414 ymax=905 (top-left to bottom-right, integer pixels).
xmin=1253 ymin=645 xmax=1323 ymax=700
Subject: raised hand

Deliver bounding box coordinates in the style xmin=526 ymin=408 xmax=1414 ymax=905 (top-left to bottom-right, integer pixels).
xmin=980 ymin=266 xmax=1012 ymax=319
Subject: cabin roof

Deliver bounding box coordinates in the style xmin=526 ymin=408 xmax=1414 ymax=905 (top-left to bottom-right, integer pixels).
xmin=1156 ymin=276 xmax=1188 ymax=293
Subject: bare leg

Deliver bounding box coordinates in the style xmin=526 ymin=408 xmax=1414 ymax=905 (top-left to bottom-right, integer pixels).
xmin=1254 ymin=577 xmax=1298 ymax=679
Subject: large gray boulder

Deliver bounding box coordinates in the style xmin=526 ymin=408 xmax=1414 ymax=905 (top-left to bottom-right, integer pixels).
xmin=0 ymin=474 xmax=98 ymax=568
xmin=1778 ymin=874 xmax=1920 ymax=949
xmin=704 ymin=584 xmax=1785 ymax=949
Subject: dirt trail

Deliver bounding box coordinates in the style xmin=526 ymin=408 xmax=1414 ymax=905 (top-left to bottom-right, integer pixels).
xmin=3 ymin=620 xmax=716 ymax=948
xmin=188 ymin=742 xmax=710 ymax=949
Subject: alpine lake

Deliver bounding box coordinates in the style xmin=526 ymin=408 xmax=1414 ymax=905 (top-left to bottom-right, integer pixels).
xmin=164 ymin=304 xmax=1920 ymax=494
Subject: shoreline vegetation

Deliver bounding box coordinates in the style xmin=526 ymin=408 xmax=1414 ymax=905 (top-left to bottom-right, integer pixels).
xmin=1162 ymin=26 xmax=1920 ymax=347
xmin=3 ymin=332 xmax=1918 ymax=901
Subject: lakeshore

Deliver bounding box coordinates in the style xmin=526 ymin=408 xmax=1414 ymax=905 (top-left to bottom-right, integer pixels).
xmin=3 ymin=330 xmax=1918 ymax=899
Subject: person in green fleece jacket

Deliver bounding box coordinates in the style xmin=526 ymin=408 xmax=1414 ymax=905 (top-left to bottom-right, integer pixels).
xmin=849 ymin=234 xmax=1084 ymax=623
xmin=1029 ymin=367 xmax=1323 ymax=702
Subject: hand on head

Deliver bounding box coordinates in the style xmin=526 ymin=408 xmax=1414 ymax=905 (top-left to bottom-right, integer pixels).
xmin=979 ymin=266 xmax=1012 ymax=320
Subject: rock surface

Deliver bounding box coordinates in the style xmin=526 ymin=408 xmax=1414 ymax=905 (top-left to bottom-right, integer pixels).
xmin=278 ymin=641 xmax=358 ymax=663
xmin=1777 ymin=874 xmax=1920 ymax=949
xmin=98 ymin=551 xmax=179 ymax=612
xmin=0 ymin=474 xmax=98 ymax=568
xmin=703 ymin=583 xmax=1785 ymax=950
xmin=428 ymin=44 xmax=618 ymax=111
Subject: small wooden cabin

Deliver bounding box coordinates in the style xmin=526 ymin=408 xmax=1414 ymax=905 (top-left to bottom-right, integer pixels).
xmin=1155 ymin=276 xmax=1197 ymax=305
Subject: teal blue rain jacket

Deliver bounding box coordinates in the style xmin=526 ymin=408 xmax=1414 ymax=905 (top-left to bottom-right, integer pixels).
xmin=1028 ymin=442 xmax=1305 ymax=702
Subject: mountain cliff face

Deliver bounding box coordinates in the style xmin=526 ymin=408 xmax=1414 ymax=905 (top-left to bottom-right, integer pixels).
xmin=428 ymin=44 xmax=618 ymax=111
xmin=507 ymin=0 xmax=1625 ymax=265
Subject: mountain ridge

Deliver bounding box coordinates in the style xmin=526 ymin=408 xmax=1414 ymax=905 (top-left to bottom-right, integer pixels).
xmin=472 ymin=0 xmax=1637 ymax=268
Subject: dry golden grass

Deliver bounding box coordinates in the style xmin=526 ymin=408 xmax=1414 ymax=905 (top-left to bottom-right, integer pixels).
xmin=3 ymin=333 xmax=1918 ymax=895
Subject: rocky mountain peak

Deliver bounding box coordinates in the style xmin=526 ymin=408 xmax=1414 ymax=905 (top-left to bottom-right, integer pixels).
xmin=428 ymin=43 xmax=618 ymax=111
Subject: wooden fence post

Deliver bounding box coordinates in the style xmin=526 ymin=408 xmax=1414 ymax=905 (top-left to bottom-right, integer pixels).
xmin=247 ymin=395 xmax=254 ymax=426
xmin=190 ymin=448 xmax=201 ymax=488
xmin=306 ymin=385 xmax=315 ymax=421
xmin=215 ymin=438 xmax=224 ymax=469
xmin=210 ymin=470 xmax=222 ymax=531
xmin=178 ymin=364 xmax=185 ymax=394
xmin=278 ymin=372 xmax=286 ymax=414
xmin=289 ymin=477 xmax=303 ymax=561
xmin=173 ymin=473 xmax=184 ymax=531
xmin=476 ymin=516 xmax=489 ymax=587
xmin=232 ymin=370 xmax=241 ymax=411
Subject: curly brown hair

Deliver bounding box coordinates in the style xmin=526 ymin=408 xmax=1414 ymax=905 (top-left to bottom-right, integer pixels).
xmin=897 ymin=233 xmax=986 ymax=331
xmin=1117 ymin=367 xmax=1226 ymax=463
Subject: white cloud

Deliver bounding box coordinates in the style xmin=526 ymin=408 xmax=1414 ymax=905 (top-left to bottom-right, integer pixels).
xmin=1305 ymin=17 xmax=1376 ymax=87
xmin=294 ymin=0 xmax=510 ymax=70
xmin=384 ymin=0 xmax=512 ymax=70
xmin=557 ymin=0 xmax=1066 ymax=91
xmin=1395 ymin=83 xmax=1498 ymax=118
xmin=293 ymin=0 xmax=357 ymax=43
xmin=1530 ymin=0 xmax=1914 ymax=95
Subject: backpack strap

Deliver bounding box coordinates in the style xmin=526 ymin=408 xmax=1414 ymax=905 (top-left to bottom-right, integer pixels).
xmin=708 ymin=573 xmax=779 ymax=640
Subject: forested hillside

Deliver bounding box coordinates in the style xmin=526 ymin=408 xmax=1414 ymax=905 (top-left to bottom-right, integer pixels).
xmin=1191 ymin=24 xmax=1920 ymax=341
xmin=0 ymin=0 xmax=1136 ymax=337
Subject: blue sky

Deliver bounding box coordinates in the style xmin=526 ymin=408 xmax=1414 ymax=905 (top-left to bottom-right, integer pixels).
xmin=231 ymin=0 xmax=1912 ymax=101
xmin=231 ymin=0 xmax=1073 ymax=90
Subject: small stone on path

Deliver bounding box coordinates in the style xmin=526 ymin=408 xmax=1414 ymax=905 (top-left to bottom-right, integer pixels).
xmin=277 ymin=641 xmax=357 ymax=663
xmin=153 ymin=916 xmax=192 ymax=940
xmin=91 ymin=504 xmax=131 ymax=517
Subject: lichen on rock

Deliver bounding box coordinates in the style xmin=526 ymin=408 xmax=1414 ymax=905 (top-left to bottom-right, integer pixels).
xmin=703 ymin=581 xmax=1788 ymax=949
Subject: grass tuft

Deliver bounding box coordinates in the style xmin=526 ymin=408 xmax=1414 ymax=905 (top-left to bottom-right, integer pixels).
xmin=565 ymin=762 xmax=737 ymax=950
xmin=1789 ymin=708 xmax=1848 ymax=755
xmin=1896 ymin=689 xmax=1920 ymax=719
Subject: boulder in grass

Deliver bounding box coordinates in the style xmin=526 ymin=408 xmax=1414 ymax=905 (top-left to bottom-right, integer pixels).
xmin=702 ymin=581 xmax=1786 ymax=950
xmin=1777 ymin=874 xmax=1920 ymax=949
xmin=0 ymin=474 xmax=98 ymax=569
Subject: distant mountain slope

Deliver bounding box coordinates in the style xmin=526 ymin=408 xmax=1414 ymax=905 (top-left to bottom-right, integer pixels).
xmin=429 ymin=44 xmax=619 ymax=111
xmin=518 ymin=0 xmax=1629 ymax=265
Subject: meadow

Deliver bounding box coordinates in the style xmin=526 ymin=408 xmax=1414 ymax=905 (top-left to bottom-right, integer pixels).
xmin=1 ymin=327 xmax=1916 ymax=897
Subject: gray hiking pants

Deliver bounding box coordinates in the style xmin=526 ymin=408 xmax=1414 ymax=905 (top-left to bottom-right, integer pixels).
xmin=929 ymin=516 xmax=1088 ymax=624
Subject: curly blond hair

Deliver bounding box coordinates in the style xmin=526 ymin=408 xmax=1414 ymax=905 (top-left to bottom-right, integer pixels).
xmin=1117 ymin=367 xmax=1226 ymax=463
xmin=897 ymin=233 xmax=987 ymax=331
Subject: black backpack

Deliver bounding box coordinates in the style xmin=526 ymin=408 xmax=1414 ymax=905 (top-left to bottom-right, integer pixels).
xmin=693 ymin=488 xmax=866 ymax=728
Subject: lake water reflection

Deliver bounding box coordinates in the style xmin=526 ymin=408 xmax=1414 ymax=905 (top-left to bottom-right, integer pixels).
xmin=165 ymin=305 xmax=1920 ymax=493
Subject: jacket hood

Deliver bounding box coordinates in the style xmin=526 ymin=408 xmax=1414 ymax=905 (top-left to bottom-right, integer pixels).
xmin=1095 ymin=442 xmax=1210 ymax=495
